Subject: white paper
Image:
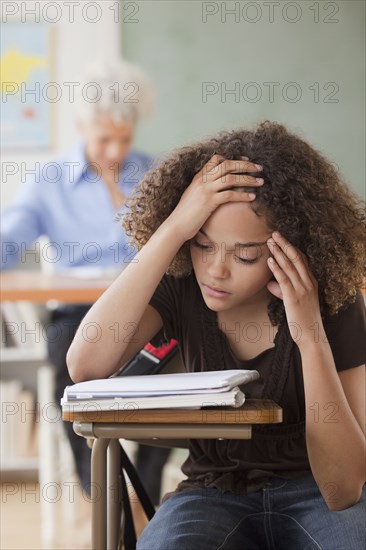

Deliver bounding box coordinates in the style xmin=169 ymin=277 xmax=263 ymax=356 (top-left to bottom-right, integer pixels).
xmin=64 ymin=369 xmax=260 ymax=401
xmin=62 ymin=386 xmax=245 ymax=411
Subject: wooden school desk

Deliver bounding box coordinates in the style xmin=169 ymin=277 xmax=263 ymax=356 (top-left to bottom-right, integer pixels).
xmin=0 ymin=269 xmax=117 ymax=544
xmin=63 ymin=399 xmax=283 ymax=550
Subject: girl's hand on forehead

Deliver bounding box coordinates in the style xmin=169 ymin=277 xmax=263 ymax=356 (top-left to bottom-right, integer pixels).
xmin=166 ymin=154 xmax=264 ymax=242
xmin=266 ymin=231 xmax=322 ymax=350
xmin=205 ymin=154 xmax=264 ymax=194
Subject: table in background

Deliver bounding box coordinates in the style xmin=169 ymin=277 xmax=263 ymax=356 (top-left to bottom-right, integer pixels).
xmin=0 ymin=270 xmax=117 ymax=303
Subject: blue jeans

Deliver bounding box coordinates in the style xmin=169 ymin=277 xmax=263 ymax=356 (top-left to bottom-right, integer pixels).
xmin=136 ymin=472 xmax=366 ymax=549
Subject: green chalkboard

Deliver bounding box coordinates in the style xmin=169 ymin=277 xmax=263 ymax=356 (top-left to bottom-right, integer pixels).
xmin=122 ymin=0 xmax=365 ymax=199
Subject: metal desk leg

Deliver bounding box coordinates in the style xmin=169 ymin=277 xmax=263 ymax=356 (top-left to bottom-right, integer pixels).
xmin=91 ymin=438 xmax=109 ymax=550
xmin=107 ymin=439 xmax=122 ymax=550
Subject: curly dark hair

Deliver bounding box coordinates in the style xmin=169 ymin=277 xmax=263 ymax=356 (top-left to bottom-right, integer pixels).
xmin=120 ymin=120 xmax=365 ymax=326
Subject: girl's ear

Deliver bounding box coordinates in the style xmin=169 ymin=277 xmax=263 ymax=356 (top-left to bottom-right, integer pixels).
xmin=267 ymin=278 xmax=283 ymax=300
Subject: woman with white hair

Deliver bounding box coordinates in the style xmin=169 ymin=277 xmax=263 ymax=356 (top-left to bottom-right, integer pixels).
xmin=72 ymin=58 xmax=155 ymax=207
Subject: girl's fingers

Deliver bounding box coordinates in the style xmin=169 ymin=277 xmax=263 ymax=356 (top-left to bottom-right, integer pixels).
xmin=227 ymin=159 xmax=263 ymax=174
xmin=207 ymin=159 xmax=263 ymax=178
xmin=218 ymin=189 xmax=257 ymax=203
xmin=267 ymin=233 xmax=312 ymax=288
xmin=201 ymin=156 xmax=264 ymax=202
xmin=267 ymin=257 xmax=293 ymax=293
xmin=200 ymin=154 xmax=226 ymax=179
xmin=216 ymin=174 xmax=264 ymax=189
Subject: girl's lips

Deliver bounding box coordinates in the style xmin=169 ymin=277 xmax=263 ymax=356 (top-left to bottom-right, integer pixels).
xmin=202 ymin=284 xmax=231 ymax=298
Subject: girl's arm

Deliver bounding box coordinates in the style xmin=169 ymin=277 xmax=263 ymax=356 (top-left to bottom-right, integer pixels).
xmin=266 ymin=231 xmax=365 ymax=512
xmin=301 ymin=345 xmax=365 ymax=512
xmin=66 ymin=218 xmax=186 ymax=382
xmin=66 ymin=155 xmax=264 ymax=382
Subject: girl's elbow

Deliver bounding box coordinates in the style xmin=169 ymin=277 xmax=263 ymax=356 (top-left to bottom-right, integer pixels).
xmin=66 ymin=347 xmax=88 ymax=383
xmin=326 ymin=484 xmax=364 ymax=512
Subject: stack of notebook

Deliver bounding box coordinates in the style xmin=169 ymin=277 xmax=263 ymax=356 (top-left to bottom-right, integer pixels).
xmin=61 ymin=369 xmax=260 ymax=411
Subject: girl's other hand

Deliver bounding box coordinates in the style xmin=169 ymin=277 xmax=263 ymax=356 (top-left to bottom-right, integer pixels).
xmin=167 ymin=154 xmax=264 ymax=242
xmin=266 ymin=231 xmax=322 ymax=348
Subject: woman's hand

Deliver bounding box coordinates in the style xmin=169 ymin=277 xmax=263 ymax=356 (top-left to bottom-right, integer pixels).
xmin=167 ymin=154 xmax=264 ymax=242
xmin=266 ymin=231 xmax=323 ymax=349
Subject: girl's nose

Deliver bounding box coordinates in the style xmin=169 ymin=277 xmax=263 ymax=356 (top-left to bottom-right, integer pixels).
xmin=206 ymin=252 xmax=230 ymax=279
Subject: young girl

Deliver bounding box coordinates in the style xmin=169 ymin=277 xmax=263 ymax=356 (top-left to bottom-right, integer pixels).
xmin=67 ymin=121 xmax=366 ymax=549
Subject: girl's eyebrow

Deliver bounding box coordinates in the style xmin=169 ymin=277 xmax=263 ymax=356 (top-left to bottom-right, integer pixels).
xmin=198 ymin=229 xmax=268 ymax=248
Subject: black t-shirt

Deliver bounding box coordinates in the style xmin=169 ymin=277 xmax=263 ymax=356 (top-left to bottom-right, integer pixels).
xmin=149 ymin=272 xmax=366 ymax=500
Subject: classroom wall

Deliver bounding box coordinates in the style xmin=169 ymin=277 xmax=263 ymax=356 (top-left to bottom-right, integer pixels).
xmin=122 ymin=0 xmax=365 ymax=200
xmin=1 ymin=0 xmax=121 ymax=209
xmin=1 ymin=0 xmax=365 ymax=210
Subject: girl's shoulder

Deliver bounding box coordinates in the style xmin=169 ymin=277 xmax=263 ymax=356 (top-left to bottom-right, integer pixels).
xmin=323 ymin=290 xmax=365 ymax=331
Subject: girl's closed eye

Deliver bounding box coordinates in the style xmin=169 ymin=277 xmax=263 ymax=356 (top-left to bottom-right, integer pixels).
xmin=234 ymin=255 xmax=258 ymax=265
xmin=191 ymin=238 xmax=213 ymax=250
xmin=235 ymin=246 xmax=265 ymax=264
